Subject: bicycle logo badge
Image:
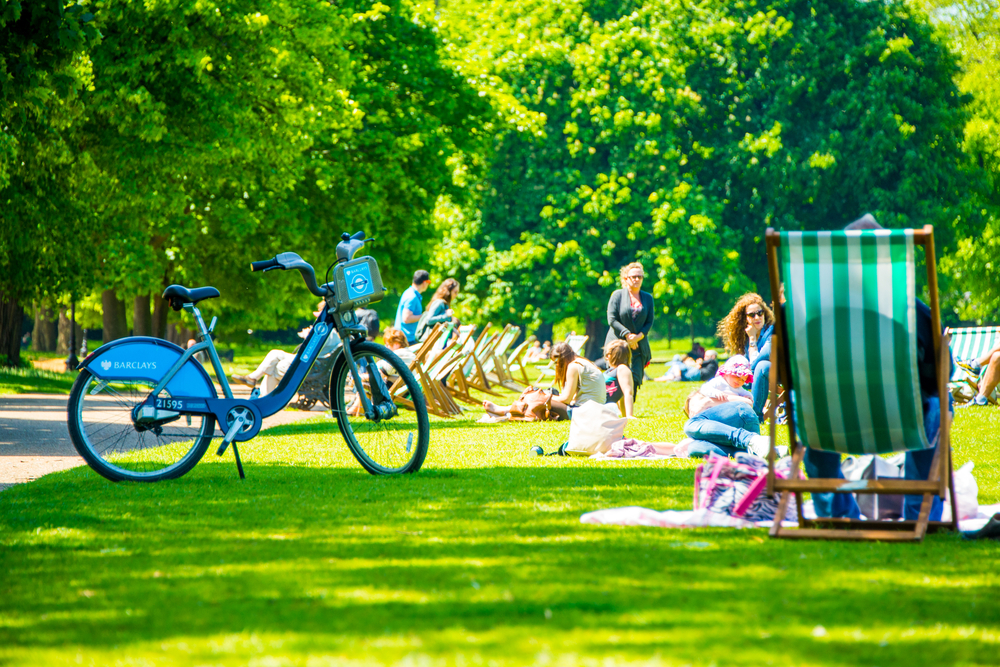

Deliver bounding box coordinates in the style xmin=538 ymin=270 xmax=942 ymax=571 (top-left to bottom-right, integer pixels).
xmin=67 ymin=231 xmax=431 ymax=483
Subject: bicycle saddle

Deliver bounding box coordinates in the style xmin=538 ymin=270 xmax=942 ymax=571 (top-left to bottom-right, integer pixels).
xmin=162 ymin=284 xmax=221 ymax=311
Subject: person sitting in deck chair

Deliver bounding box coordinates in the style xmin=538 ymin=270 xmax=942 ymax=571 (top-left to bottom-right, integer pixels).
xmin=796 ymin=214 xmax=954 ymax=521
xmin=231 ymin=302 xmax=340 ymax=395
xmin=956 ymin=341 xmax=1000 ymax=408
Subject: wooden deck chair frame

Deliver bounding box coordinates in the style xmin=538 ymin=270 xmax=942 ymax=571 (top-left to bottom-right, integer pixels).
xmin=391 ymin=323 xmax=452 ymax=418
xmin=461 ymin=325 xmax=503 ymax=395
xmin=947 ymin=326 xmax=1000 ymax=404
xmin=764 ymin=225 xmax=959 ymax=542
xmin=421 ymin=338 xmax=467 ymax=416
xmin=484 ymin=325 xmax=522 ymax=389
xmin=504 ymin=338 xmax=533 ymax=389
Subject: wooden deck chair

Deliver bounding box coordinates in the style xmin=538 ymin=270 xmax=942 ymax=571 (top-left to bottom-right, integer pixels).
xmin=483 ymin=325 xmax=521 ymax=388
xmin=764 ymin=225 xmax=958 ymax=542
xmin=461 ymin=324 xmax=503 ymax=395
xmin=504 ymin=338 xmax=533 ymax=389
xmin=535 ymin=334 xmax=589 ymax=385
xmin=420 ymin=338 xmax=466 ymax=417
xmin=489 ymin=326 xmax=528 ymax=391
xmin=947 ymin=326 xmax=1000 ymax=404
xmin=391 ymin=324 xmax=451 ymax=418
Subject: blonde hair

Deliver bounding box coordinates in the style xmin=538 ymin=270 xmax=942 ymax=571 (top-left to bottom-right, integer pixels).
xmin=716 ymin=293 xmax=774 ymax=355
xmin=604 ymin=339 xmax=631 ymax=368
xmin=552 ymin=342 xmax=578 ymax=387
xmin=619 ymin=262 xmax=645 ymax=288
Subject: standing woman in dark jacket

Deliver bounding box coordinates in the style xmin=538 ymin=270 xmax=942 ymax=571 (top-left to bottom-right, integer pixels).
xmin=605 ymin=262 xmax=654 ymax=399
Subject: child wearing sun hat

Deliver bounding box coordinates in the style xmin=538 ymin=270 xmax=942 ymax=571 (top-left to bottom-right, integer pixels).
xmin=675 ymin=354 xmax=781 ymax=458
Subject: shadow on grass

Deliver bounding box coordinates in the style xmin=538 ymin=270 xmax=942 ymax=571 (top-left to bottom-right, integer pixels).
xmin=1 ymin=462 xmax=997 ymax=664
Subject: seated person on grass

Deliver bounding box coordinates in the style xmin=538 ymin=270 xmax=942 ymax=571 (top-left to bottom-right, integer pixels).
xmin=957 ymin=341 xmax=1000 ymax=408
xmin=655 ymin=349 xmax=719 ymax=382
xmin=483 ymin=341 xmax=605 ymax=421
xmin=676 ymin=355 xmax=774 ymax=459
xmin=603 ymin=340 xmax=635 ymax=418
xmin=231 ymin=302 xmax=340 ymax=395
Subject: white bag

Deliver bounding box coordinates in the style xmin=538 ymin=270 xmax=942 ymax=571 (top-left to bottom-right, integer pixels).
xmin=565 ymin=401 xmax=628 ymax=456
xmin=942 ymin=461 xmax=979 ymax=522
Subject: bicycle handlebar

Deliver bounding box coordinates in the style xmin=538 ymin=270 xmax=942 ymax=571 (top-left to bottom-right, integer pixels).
xmin=250 ymin=258 xmax=280 ymax=272
xmin=250 ymin=252 xmax=329 ymax=296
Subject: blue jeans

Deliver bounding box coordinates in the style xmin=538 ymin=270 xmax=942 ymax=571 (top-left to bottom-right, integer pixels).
xmin=667 ymin=360 xmax=702 ymax=382
xmin=684 ymin=401 xmax=760 ymax=458
xmin=751 ymin=359 xmax=770 ymax=419
xmin=805 ymin=395 xmax=949 ymax=521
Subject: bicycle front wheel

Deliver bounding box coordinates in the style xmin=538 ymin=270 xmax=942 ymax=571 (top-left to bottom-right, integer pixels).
xmin=67 ymin=369 xmax=216 ymax=482
xmin=330 ymin=341 xmax=430 ymax=475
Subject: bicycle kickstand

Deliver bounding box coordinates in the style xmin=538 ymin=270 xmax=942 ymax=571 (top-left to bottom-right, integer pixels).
xmin=217 ymin=412 xmax=248 ymax=480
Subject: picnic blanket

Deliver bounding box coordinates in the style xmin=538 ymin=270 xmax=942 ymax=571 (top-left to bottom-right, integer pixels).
xmin=580 ymin=502 xmax=1000 ymax=532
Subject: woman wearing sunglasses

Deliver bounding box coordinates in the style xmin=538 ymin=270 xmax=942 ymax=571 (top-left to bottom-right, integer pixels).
xmin=716 ymin=293 xmax=774 ymax=419
xmin=605 ymin=262 xmax=655 ymax=401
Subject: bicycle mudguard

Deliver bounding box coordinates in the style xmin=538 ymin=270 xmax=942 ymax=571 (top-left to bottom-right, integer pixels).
xmin=78 ymin=337 xmax=217 ymax=398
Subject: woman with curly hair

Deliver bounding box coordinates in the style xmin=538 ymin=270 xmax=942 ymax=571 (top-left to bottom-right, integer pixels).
xmin=605 ymin=261 xmax=655 ymax=400
xmin=716 ymin=293 xmax=774 ymax=418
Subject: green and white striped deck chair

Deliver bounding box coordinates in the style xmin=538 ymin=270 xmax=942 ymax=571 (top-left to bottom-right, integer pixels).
xmin=947 ymin=326 xmax=1000 ymax=403
xmin=765 ymin=225 xmax=958 ymax=542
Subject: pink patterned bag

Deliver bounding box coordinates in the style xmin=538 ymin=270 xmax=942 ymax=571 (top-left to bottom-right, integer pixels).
xmin=694 ymin=452 xmax=797 ymax=522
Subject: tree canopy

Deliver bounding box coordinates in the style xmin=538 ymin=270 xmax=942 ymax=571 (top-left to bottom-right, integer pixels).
xmin=433 ymin=0 xmax=976 ymax=354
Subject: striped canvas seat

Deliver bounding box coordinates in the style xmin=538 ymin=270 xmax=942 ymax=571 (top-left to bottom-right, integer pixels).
xmin=948 ymin=326 xmax=1000 ymax=383
xmin=779 ymin=229 xmax=929 ymax=455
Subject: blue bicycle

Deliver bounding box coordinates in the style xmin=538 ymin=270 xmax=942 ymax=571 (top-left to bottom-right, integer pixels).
xmin=66 ymin=232 xmax=430 ymax=481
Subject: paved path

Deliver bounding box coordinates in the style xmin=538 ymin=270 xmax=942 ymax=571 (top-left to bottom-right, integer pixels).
xmin=0 ymin=390 xmax=327 ymax=492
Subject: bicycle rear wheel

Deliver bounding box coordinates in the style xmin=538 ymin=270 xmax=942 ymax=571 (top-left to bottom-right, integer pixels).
xmin=67 ymin=369 xmax=216 ymax=482
xmin=330 ymin=341 xmax=430 ymax=474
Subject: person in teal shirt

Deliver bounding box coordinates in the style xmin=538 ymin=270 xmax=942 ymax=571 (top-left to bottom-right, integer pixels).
xmin=394 ymin=270 xmax=430 ymax=343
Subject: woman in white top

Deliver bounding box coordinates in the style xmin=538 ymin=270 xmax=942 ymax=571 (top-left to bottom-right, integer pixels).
xmin=483 ymin=342 xmax=604 ymax=419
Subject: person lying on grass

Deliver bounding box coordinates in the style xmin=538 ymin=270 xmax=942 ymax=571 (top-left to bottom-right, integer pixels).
xmin=602 ymin=340 xmax=635 ymax=418
xmin=483 ymin=341 xmax=605 ymax=421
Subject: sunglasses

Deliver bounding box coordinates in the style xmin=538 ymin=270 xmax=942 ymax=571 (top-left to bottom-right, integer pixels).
xmin=746 ymin=309 xmax=765 ymax=318
xmin=627 ymin=275 xmax=644 ymax=280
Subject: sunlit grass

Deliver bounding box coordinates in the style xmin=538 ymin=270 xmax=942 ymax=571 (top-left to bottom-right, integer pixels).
xmin=1 ymin=368 xmax=998 ymax=665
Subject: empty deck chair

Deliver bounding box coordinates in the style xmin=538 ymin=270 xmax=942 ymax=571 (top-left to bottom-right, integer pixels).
xmin=504 ymin=337 xmax=534 ymax=389
xmin=764 ymin=225 xmax=958 ymax=542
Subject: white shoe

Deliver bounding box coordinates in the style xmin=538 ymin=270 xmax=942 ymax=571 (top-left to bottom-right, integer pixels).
xmin=747 ymin=435 xmax=770 ymax=458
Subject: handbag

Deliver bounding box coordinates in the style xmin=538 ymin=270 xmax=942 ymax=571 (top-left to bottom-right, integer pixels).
xmin=511 ymin=387 xmax=559 ymax=421
xmin=694 ymin=452 xmax=797 ymax=522
xmin=564 ymin=400 xmax=628 ymax=456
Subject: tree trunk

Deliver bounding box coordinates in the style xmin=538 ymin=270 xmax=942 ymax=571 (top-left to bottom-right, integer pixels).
xmin=133 ymin=294 xmax=152 ymax=337
xmin=0 ymin=293 xmax=24 ymax=368
xmin=33 ymin=303 xmax=58 ymax=351
xmin=584 ymin=317 xmax=608 ymax=361
xmin=102 ymin=290 xmax=129 ymax=342
xmin=57 ymin=308 xmax=72 ymax=355
xmin=666 ymin=318 xmax=672 ymax=347
xmin=151 ymin=292 xmax=169 ymax=339
xmin=690 ymin=317 xmax=696 ymax=347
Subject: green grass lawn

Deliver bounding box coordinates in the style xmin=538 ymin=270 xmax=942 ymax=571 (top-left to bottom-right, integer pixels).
xmin=0 ymin=367 xmax=77 ymax=395
xmin=1 ymin=367 xmax=999 ymax=666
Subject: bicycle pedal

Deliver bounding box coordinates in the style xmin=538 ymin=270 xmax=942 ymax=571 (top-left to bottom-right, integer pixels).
xmin=249 ymin=387 xmax=260 ymax=399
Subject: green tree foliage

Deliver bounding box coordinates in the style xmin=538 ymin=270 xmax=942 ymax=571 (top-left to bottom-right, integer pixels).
xmin=77 ymin=0 xmax=488 ymax=335
xmin=437 ymin=0 xmax=972 ymax=347
xmin=0 ymin=1 xmax=103 ymax=366
xmin=1 ymin=0 xmax=489 ymax=365
xmin=912 ymin=0 xmax=1000 ymax=322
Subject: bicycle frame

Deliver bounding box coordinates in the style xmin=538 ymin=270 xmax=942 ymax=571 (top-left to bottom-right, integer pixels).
xmin=135 ymin=293 xmax=393 ymax=434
